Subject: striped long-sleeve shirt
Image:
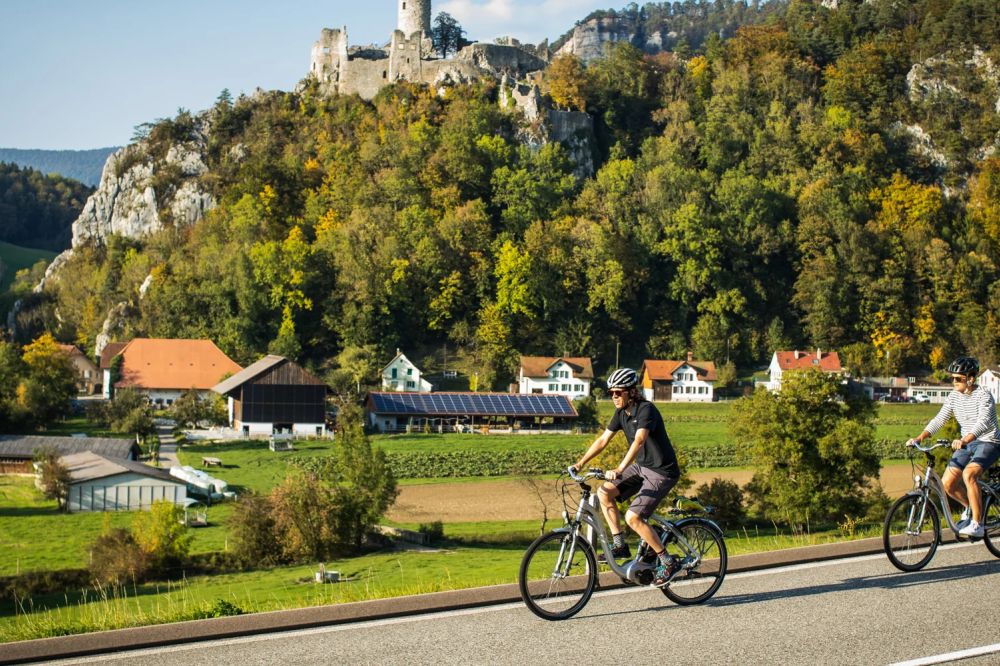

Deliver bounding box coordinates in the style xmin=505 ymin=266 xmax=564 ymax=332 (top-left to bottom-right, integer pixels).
xmin=924 ymin=385 xmax=1000 ymax=443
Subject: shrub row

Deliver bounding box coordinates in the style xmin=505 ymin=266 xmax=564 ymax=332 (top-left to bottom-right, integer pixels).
xmin=0 ymin=568 xmax=90 ymax=602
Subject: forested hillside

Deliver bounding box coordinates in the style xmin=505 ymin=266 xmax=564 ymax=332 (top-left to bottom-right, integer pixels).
xmin=24 ymin=0 xmax=1000 ymax=389
xmin=0 ymin=163 xmax=92 ymax=251
xmin=0 ymin=148 xmax=117 ymax=187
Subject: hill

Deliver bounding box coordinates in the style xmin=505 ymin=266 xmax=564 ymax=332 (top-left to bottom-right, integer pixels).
xmin=0 ymin=147 xmax=118 ymax=187
xmin=0 ymin=241 xmax=55 ymax=291
xmin=0 ymin=162 xmax=91 ymax=252
xmin=21 ymin=0 xmax=1000 ymax=387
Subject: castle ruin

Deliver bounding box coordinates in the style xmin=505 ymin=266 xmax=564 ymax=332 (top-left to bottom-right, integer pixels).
xmin=309 ymin=0 xmax=548 ymax=100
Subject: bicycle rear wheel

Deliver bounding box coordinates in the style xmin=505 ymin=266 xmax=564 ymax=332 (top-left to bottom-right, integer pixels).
xmin=661 ymin=519 xmax=727 ymax=605
xmin=519 ymin=530 xmax=598 ymax=620
xmin=883 ymin=493 xmax=939 ymax=572
xmin=982 ymin=494 xmax=1000 ymax=559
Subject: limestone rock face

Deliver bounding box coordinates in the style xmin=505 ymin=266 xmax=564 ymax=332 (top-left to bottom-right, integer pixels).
xmin=69 ymin=131 xmax=215 ymax=250
xmin=556 ymin=17 xmax=639 ymax=63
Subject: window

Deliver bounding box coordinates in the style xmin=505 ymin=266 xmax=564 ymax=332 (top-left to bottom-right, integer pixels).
xmin=561 ymin=384 xmax=570 ymax=392
xmin=575 ymin=384 xmax=583 ymax=392
xmin=673 ymin=386 xmax=680 ymax=393
xmin=549 ymin=383 xmax=557 ymax=391
xmin=391 ymin=368 xmax=398 ymax=379
xmin=407 ymin=368 xmax=413 ymax=375
xmin=406 ymin=381 xmax=415 ymax=389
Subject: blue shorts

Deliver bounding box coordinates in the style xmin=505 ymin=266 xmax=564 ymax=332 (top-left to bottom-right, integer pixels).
xmin=948 ymin=440 xmax=1000 ymax=471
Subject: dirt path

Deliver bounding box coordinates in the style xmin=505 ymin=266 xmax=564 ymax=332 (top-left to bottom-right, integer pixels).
xmin=387 ymin=466 xmax=916 ymax=524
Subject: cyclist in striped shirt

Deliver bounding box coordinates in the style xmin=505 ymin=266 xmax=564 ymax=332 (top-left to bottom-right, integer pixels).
xmin=908 ymin=356 xmax=1000 ymax=538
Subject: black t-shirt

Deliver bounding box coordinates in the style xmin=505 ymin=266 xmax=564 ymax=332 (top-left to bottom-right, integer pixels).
xmin=607 ymin=400 xmax=678 ymax=476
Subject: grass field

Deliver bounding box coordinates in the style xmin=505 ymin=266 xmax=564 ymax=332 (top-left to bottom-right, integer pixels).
xmin=0 ymin=241 xmax=55 ymax=292
xmin=0 ymin=401 xmax=946 ymax=641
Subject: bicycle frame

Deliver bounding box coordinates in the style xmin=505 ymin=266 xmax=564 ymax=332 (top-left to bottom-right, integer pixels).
xmin=909 ymin=448 xmax=1000 ymax=536
xmin=564 ymin=479 xmax=717 ymax=583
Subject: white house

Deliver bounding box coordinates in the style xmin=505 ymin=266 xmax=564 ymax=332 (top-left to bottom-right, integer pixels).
xmin=979 ymin=368 xmax=1000 ymax=405
xmin=763 ymin=349 xmax=843 ymax=391
xmin=59 ymin=451 xmax=188 ymax=513
xmin=640 ymin=357 xmax=717 ymax=402
xmin=381 ymin=350 xmax=433 ymax=393
xmin=517 ymin=357 xmax=593 ymax=399
xmin=906 ymin=381 xmax=951 ymax=404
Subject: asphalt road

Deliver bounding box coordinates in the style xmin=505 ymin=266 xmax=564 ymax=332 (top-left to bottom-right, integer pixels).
xmin=43 ymin=543 xmax=1000 ymax=666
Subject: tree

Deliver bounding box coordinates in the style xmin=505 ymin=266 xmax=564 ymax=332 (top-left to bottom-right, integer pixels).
xmin=431 ymin=12 xmax=466 ymax=58
xmin=90 ymin=525 xmax=150 ymax=585
xmin=547 ymin=54 xmax=590 ymax=112
xmin=132 ymin=499 xmax=192 ymax=575
xmin=34 ymin=447 xmax=70 ymax=510
xmin=731 ymin=369 xmax=880 ymax=528
xmin=15 ymin=333 xmax=77 ymax=426
xmin=270 ymin=471 xmax=340 ymax=561
xmin=103 ymin=388 xmax=155 ymax=438
xmin=228 ymin=491 xmax=283 ymax=566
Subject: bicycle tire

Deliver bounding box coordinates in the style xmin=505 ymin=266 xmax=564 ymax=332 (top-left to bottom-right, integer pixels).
xmin=518 ymin=530 xmax=598 ymax=621
xmin=661 ymin=519 xmax=727 ymax=605
xmin=983 ymin=494 xmax=1000 ymax=559
xmin=883 ymin=493 xmax=939 ymax=572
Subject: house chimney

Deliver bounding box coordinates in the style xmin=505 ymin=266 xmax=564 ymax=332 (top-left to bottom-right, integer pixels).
xmin=794 ymin=350 xmax=801 ymax=360
xmin=687 ymin=350 xmax=693 ymax=362
xmin=816 ymin=348 xmax=822 ymax=360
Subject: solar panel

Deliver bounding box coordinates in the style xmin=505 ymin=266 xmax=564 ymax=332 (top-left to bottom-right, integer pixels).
xmin=367 ymin=392 xmax=576 ymax=417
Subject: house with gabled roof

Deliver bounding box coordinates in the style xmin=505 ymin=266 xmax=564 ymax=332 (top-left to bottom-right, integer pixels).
xmin=101 ymin=338 xmax=242 ymax=405
xmin=518 ymin=356 xmax=594 ymax=399
xmin=764 ymin=349 xmax=843 ymax=391
xmin=640 ymin=355 xmax=718 ymax=402
xmin=60 ymin=451 xmax=188 ymax=512
xmin=0 ymin=435 xmax=141 ymax=474
xmin=57 ymin=344 xmax=99 ymax=394
xmin=213 ymin=355 xmax=331 ymax=438
xmin=381 ymin=350 xmax=432 ymax=393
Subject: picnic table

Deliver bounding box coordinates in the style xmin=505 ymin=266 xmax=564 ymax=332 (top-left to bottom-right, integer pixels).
xmin=201 ymin=456 xmax=222 ymax=467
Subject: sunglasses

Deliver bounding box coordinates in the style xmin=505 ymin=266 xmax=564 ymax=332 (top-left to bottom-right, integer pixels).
xmin=951 ymin=376 xmax=968 ymax=383
xmin=609 ymin=390 xmax=628 ymax=397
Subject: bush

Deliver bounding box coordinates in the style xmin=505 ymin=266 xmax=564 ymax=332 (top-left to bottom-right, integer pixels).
xmin=418 ymin=520 xmax=445 ymax=544
xmin=0 ymin=569 xmax=90 ymax=602
xmin=228 ymin=492 xmax=284 ymax=566
xmin=132 ymin=500 xmax=192 ymax=575
xmin=90 ymin=528 xmax=150 ymax=585
xmin=695 ymin=478 xmax=745 ymax=529
xmin=192 ymin=599 xmax=244 ymax=619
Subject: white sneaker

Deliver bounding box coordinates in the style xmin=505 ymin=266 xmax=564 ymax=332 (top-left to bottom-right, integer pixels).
xmin=957 ymin=506 xmax=972 ymax=529
xmin=959 ymin=520 xmax=984 ymax=538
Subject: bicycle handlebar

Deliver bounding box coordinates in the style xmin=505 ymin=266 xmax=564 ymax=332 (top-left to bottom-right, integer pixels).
xmin=906 ymin=438 xmax=952 ymax=453
xmin=567 ymin=466 xmax=606 ymax=482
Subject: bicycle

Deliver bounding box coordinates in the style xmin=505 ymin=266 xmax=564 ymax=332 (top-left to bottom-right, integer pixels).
xmin=882 ymin=439 xmax=1000 ymax=572
xmin=518 ymin=467 xmax=727 ymax=621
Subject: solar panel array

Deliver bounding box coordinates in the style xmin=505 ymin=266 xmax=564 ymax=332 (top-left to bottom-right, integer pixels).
xmin=368 ymin=392 xmax=577 ymax=417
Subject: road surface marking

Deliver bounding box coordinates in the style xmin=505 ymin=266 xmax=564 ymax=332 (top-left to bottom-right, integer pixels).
xmin=888 ymin=642 xmax=1000 ymax=665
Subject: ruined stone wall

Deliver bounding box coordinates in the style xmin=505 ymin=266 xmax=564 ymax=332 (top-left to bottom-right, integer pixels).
xmin=311 ymin=28 xmax=348 ymax=84
xmin=458 ymin=43 xmax=547 ymax=78
xmin=389 ymin=30 xmax=424 ymax=82
xmin=339 ymin=58 xmax=392 ymax=99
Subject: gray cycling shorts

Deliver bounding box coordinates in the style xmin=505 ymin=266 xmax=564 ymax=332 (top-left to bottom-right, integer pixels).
xmin=948 ymin=440 xmax=1000 ymax=471
xmin=610 ymin=464 xmax=678 ymax=520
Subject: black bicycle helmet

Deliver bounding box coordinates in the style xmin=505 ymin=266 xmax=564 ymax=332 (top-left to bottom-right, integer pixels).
xmin=947 ymin=356 xmax=980 ymax=377
xmin=607 ymin=367 xmax=639 ymax=390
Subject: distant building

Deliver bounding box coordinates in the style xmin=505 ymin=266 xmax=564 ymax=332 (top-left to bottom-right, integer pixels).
xmin=640 ymin=355 xmax=717 ymax=402
xmin=366 ymin=391 xmax=578 ymax=433
xmin=381 ymin=350 xmax=433 ymax=393
xmin=60 ymin=451 xmax=187 ymax=513
xmin=213 ymin=355 xmax=331 ymax=438
xmin=0 ymin=435 xmax=140 ymax=474
xmin=763 ymin=350 xmax=843 ymax=391
xmin=906 ymin=381 xmax=951 ymax=404
xmin=979 ymin=368 xmax=1000 ymax=405
xmin=102 ymin=338 xmax=242 ymax=404
xmin=517 ymin=356 xmax=593 ymax=399
xmin=57 ymin=344 xmax=99 ymax=395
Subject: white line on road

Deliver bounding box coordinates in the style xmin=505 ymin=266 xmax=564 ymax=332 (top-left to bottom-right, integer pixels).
xmin=47 ymin=542 xmax=979 ymax=664
xmin=888 ymin=642 xmax=1000 ymax=666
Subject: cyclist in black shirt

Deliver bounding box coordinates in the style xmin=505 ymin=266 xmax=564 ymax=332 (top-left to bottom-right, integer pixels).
xmin=572 ymin=367 xmax=682 ymax=586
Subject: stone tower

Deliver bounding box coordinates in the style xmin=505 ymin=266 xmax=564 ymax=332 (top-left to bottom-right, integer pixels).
xmin=398 ymin=0 xmax=431 ymax=37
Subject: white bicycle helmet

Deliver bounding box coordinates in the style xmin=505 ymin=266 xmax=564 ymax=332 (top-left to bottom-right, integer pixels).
xmin=607 ymin=367 xmax=638 ymax=390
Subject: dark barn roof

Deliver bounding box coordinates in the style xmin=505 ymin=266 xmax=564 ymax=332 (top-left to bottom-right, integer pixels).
xmin=366 ymin=392 xmax=578 ymax=418
xmin=0 ymin=436 xmax=140 ymax=461
xmin=213 ymin=355 xmax=328 ymax=397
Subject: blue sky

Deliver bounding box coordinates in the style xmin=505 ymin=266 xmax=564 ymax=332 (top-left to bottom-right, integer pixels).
xmin=0 ymin=0 xmax=614 ymax=150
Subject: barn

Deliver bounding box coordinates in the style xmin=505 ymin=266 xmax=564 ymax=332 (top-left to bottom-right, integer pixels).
xmin=213 ymin=355 xmax=331 ymax=437
xmin=0 ymin=436 xmax=141 ymax=474
xmin=61 ymin=451 xmax=187 ymax=512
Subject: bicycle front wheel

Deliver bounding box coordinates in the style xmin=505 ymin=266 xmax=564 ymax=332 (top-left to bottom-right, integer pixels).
xmin=662 ymin=519 xmax=727 ymax=605
xmin=518 ymin=530 xmax=598 ymax=621
xmin=982 ymin=495 xmax=1000 ymax=559
xmin=883 ymin=493 xmax=939 ymax=572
